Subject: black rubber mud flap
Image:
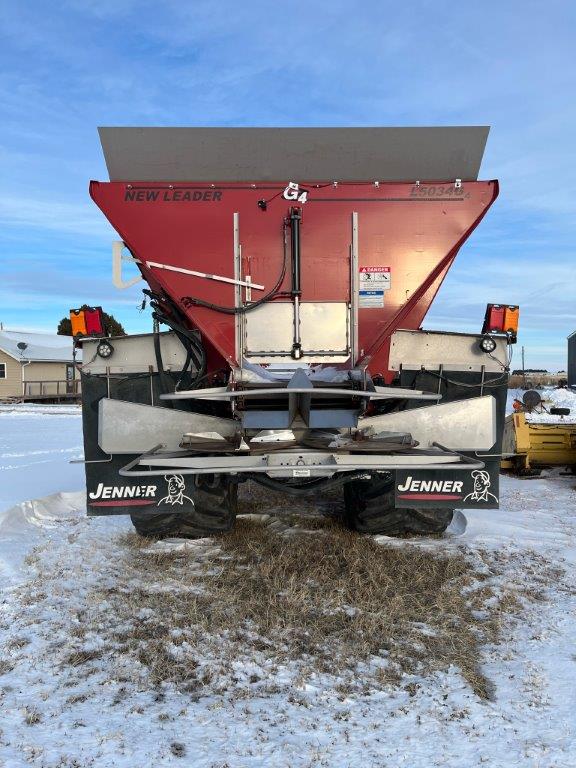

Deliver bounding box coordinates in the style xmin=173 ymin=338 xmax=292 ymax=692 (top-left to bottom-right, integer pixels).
xmin=86 ymin=455 xmax=237 ymax=537
xmin=394 ymin=466 xmax=500 ymax=510
xmin=129 ymin=474 xmax=237 ymax=538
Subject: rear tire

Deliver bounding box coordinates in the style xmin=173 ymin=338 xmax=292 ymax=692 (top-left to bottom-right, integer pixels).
xmin=130 ymin=474 xmax=237 ymax=538
xmin=343 ymin=477 xmax=453 ymax=536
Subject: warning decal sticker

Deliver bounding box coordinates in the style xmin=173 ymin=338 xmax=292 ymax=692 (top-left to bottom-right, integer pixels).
xmin=359 ymin=266 xmax=391 ymax=308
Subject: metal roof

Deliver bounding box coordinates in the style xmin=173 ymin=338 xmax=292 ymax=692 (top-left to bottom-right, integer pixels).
xmin=98 ymin=126 xmax=490 ymax=183
xmin=0 ymin=330 xmax=80 ymax=363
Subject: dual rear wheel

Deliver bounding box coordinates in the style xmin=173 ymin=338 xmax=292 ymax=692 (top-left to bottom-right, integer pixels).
xmin=129 ymin=474 xmax=453 ymax=539
xmin=343 ymin=477 xmax=454 ymax=536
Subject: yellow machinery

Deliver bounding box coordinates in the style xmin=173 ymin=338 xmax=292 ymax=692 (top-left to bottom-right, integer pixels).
xmin=501 ymin=396 xmax=576 ymax=474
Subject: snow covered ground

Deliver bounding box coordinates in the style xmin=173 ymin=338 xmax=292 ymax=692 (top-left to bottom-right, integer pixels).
xmin=0 ymin=404 xmax=84 ymax=514
xmin=507 ymin=386 xmax=576 ymax=423
xmin=0 ymin=405 xmax=575 ymax=767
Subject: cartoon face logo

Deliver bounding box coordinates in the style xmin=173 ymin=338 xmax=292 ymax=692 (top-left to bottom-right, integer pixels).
xmin=463 ymin=470 xmax=498 ymax=503
xmin=158 ymin=474 xmax=193 ymax=507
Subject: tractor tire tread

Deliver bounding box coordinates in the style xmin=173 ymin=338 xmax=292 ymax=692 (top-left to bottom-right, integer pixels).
xmin=344 ymin=478 xmax=453 ymax=536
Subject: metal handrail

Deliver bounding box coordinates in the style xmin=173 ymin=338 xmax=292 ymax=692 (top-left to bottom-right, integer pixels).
xmin=23 ymin=379 xmax=81 ymax=396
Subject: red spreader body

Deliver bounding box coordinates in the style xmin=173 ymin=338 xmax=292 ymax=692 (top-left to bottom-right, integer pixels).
xmin=79 ymin=127 xmax=512 ymax=539
xmin=90 ymin=177 xmax=497 ymax=378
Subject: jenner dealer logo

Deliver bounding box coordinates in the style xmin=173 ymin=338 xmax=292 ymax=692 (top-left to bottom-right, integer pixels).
xmin=396 ymin=470 xmax=499 ymax=505
xmin=88 ymin=474 xmax=195 ymax=508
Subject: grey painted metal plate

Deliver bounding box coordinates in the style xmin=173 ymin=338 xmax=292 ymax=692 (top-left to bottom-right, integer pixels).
xmin=98 ymin=126 xmax=489 ymax=182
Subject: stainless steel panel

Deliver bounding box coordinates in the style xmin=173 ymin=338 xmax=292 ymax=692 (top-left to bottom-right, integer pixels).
xmin=98 ymin=127 xmax=489 ymax=182
xmin=82 ymin=331 xmax=188 ymax=374
xmin=300 ymin=302 xmax=349 ymax=354
xmin=389 ymin=330 xmax=508 ymax=373
xmin=98 ymin=398 xmax=237 ymax=454
xmin=129 ymin=451 xmax=472 ymax=477
xmin=357 ymin=395 xmax=496 ymax=451
xmin=161 ymin=385 xmax=438 ymax=400
xmin=244 ymin=303 xmax=294 ymax=356
xmin=233 ymin=212 xmax=242 ymax=363
xmin=350 ymin=212 xmax=359 ymax=365
xmin=243 ymin=301 xmax=349 ymax=363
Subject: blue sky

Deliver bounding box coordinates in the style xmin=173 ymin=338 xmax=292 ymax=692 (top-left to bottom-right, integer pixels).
xmin=1 ymin=0 xmax=575 ymax=370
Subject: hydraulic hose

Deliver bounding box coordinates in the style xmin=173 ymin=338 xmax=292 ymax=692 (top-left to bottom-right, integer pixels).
xmin=181 ymin=221 xmax=289 ymax=315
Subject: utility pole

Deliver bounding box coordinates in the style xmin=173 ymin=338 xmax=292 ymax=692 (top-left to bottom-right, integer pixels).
xmin=522 ymin=345 xmax=526 ymax=389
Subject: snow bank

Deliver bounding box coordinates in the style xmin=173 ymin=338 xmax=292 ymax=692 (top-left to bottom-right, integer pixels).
xmin=0 ymin=491 xmax=86 ymax=588
xmin=0 ymin=489 xmax=85 ymax=538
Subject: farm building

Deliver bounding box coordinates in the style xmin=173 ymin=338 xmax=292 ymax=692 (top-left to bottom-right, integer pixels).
xmin=569 ymin=330 xmax=576 ymax=387
xmin=0 ymin=329 xmax=81 ymax=401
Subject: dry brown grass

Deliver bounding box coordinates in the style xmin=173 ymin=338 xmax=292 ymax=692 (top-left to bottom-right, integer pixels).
xmin=5 ymin=636 xmax=31 ymax=650
xmin=66 ymin=693 xmax=88 ymax=705
xmin=23 ymin=706 xmax=42 ymax=725
xmin=64 ymin=649 xmax=104 ymax=667
xmin=0 ymin=659 xmax=15 ymax=676
xmin=101 ymin=516 xmax=532 ymax=698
